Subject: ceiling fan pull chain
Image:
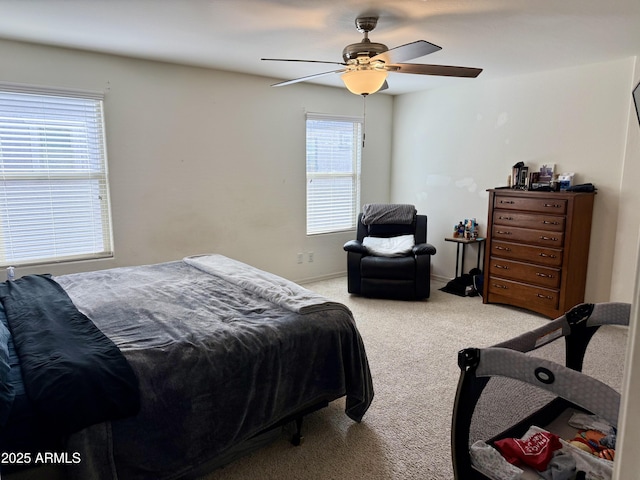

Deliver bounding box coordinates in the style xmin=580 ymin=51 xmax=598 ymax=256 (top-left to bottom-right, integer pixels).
xmin=362 ymin=94 xmax=366 ymax=149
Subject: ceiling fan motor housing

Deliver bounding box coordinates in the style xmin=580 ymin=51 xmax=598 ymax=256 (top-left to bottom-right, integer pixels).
xmin=343 ymin=16 xmax=388 ymax=63
xmin=342 ymin=40 xmax=388 ymax=63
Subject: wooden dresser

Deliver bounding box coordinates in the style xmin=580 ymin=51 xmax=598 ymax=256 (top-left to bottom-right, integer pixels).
xmin=483 ymin=189 xmax=595 ymax=318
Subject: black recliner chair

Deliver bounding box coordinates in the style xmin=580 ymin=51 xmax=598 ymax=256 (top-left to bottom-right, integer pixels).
xmin=343 ymin=207 xmax=436 ymax=300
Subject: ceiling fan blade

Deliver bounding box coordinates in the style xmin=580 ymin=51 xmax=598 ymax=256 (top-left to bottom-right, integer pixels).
xmin=271 ymin=68 xmax=346 ymax=87
xmin=371 ymin=40 xmax=441 ymax=65
xmin=262 ymin=58 xmax=346 ymax=67
xmin=389 ymin=63 xmax=482 ymax=78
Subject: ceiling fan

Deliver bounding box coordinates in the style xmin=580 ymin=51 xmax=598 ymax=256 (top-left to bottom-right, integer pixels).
xmin=261 ymin=16 xmax=482 ymax=96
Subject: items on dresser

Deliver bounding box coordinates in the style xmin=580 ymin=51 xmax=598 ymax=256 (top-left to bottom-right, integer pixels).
xmin=558 ymin=173 xmax=575 ymax=191
xmin=483 ymin=189 xmax=595 ymax=318
xmin=510 ymin=161 xmax=528 ymax=189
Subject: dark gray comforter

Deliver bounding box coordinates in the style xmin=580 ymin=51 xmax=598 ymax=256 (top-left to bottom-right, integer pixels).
xmin=55 ymin=255 xmax=373 ymax=480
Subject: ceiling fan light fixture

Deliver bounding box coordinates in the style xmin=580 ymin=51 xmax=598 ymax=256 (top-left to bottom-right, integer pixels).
xmin=341 ymin=68 xmax=388 ymax=96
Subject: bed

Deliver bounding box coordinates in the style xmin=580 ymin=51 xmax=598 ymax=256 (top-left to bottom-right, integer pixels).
xmin=0 ymin=254 xmax=374 ymax=479
xmin=451 ymin=302 xmax=628 ymax=479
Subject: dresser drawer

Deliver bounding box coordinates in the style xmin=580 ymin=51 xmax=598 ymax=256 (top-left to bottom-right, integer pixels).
xmin=490 ymin=241 xmax=563 ymax=267
xmin=491 ymin=225 xmax=565 ymax=247
xmin=487 ymin=277 xmax=559 ymax=311
xmin=493 ymin=209 xmax=565 ymax=232
xmin=494 ymin=195 xmax=567 ymax=215
xmin=488 ymin=257 xmax=561 ymax=288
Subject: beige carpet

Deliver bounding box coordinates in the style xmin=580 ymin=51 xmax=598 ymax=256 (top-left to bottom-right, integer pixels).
xmin=203 ymin=277 xmax=627 ymax=480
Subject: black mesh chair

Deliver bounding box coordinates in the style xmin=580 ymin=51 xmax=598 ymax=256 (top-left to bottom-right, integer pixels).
xmin=343 ymin=209 xmax=436 ymax=300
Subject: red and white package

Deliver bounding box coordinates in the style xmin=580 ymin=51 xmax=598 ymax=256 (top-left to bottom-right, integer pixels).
xmin=494 ymin=426 xmax=562 ymax=471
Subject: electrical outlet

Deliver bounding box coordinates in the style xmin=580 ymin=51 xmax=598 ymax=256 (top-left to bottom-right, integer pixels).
xmin=308 ymin=252 xmax=314 ymax=263
xmin=297 ymin=253 xmax=303 ymax=264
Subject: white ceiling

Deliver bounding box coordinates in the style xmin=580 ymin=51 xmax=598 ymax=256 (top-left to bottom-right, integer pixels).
xmin=0 ymin=0 xmax=639 ymax=95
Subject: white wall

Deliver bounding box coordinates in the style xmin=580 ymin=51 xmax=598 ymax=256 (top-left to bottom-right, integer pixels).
xmin=0 ymin=39 xmax=393 ymax=282
xmin=612 ymin=57 xmax=640 ymax=480
xmin=611 ymin=58 xmax=640 ymax=302
xmin=391 ymin=57 xmax=637 ymax=304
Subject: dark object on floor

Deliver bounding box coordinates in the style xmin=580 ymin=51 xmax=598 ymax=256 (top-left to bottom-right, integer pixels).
xmin=440 ymin=274 xmax=476 ymax=297
xmin=441 ymin=268 xmax=482 ymax=297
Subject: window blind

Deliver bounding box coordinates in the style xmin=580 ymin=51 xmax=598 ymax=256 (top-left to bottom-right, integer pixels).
xmin=306 ymin=113 xmax=362 ymax=235
xmin=0 ymin=87 xmax=113 ymax=267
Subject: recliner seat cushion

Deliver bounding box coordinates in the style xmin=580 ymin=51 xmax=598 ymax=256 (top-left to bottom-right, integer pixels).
xmin=361 ymin=256 xmax=415 ymax=280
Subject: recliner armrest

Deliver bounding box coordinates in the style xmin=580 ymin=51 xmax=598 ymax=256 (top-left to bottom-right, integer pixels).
xmin=413 ymin=243 xmax=436 ymax=256
xmin=343 ymin=240 xmax=368 ymax=254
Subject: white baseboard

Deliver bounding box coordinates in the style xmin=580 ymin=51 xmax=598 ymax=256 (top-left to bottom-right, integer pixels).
xmin=296 ymin=271 xmax=347 ymax=285
xmin=431 ymin=274 xmax=451 ymax=284
xmin=299 ymin=272 xmax=451 ymax=286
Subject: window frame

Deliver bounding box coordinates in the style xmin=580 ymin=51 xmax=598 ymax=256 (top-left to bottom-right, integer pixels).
xmin=0 ymin=82 xmax=114 ymax=268
xmin=305 ymin=112 xmax=363 ymax=236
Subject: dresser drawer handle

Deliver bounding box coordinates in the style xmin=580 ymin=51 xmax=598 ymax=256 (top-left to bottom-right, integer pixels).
xmin=495 ymin=246 xmax=512 ymax=251
xmin=536 ymin=293 xmax=554 ymax=300
xmin=536 ymin=273 xmax=553 ymax=278
xmin=492 ymin=284 xmax=508 ymax=289
xmin=539 ymin=253 xmax=557 ymax=258
xmin=494 ymin=264 xmax=509 ymax=269
xmin=499 ymin=200 xmax=515 ymax=204
xmin=499 ymin=216 xmax=514 ymax=221
xmin=496 ymin=230 xmax=512 ymax=235
xmin=543 ymin=203 xmax=562 ymax=208
xmin=539 ymin=236 xmax=558 ymax=241
xmin=542 ymin=220 xmax=560 ymax=225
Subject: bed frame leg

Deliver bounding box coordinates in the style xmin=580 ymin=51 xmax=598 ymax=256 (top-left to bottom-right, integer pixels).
xmin=291 ymin=417 xmax=304 ymax=446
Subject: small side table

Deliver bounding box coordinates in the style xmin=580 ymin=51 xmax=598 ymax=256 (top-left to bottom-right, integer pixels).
xmin=444 ymin=237 xmax=486 ymax=278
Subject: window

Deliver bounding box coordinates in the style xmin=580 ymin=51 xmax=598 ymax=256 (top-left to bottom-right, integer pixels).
xmin=305 ymin=113 xmax=363 ymax=235
xmin=0 ymin=84 xmax=113 ymax=267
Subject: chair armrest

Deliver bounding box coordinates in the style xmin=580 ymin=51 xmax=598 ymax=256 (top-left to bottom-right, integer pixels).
xmin=343 ymin=240 xmax=368 ymax=254
xmin=413 ymin=243 xmax=436 ymax=256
